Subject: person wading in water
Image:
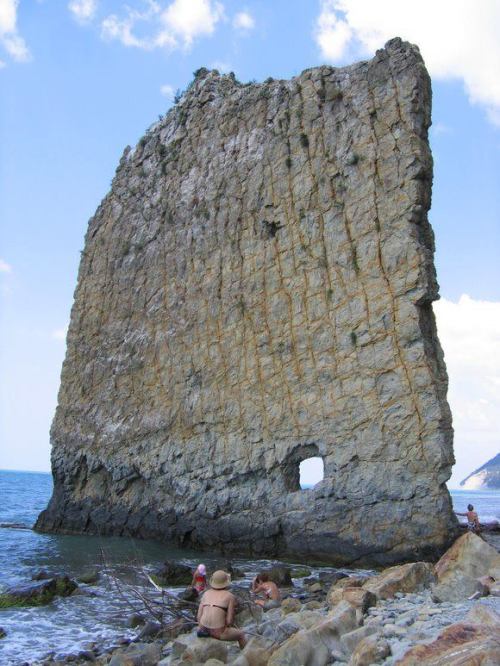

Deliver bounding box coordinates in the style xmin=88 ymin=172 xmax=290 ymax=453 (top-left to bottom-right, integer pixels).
xmin=197 ymin=570 xmax=246 ymax=648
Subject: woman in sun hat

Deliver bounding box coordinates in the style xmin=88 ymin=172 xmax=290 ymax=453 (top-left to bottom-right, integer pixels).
xmin=196 ymin=570 xmax=246 ymax=648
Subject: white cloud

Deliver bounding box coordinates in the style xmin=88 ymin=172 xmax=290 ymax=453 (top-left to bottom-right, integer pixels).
xmin=0 ymin=0 xmax=30 ymax=63
xmin=52 ymin=326 xmax=68 ymax=341
xmin=68 ymin=0 xmax=98 ymax=24
xmin=434 ymin=295 xmax=500 ymax=487
xmin=210 ymin=59 xmax=231 ymax=73
xmin=160 ymin=83 xmax=174 ymax=99
xmin=101 ymin=0 xmax=224 ymax=51
xmin=0 ymin=259 xmax=12 ymax=273
xmin=233 ymin=10 xmax=254 ymax=31
xmin=313 ymin=0 xmax=500 ymax=127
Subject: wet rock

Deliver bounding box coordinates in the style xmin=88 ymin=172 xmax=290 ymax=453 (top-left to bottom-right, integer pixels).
xmin=348 ymin=635 xmax=390 ymax=665
xmin=54 ymin=575 xmax=78 ymax=597
xmin=0 ymin=627 xmax=6 ymax=639
xmin=126 ymin=613 xmax=146 ymax=628
xmin=432 ymin=532 xmax=500 ymax=602
xmin=0 ymin=579 xmax=57 ymax=607
xmin=151 ymin=560 xmax=192 ymax=586
xmin=108 ymin=642 xmax=162 ymax=666
xmin=396 ymin=622 xmax=500 ymax=665
xmin=363 ymin=562 xmax=435 ymax=600
xmin=76 ymin=650 xmax=96 ymax=662
xmin=32 ymin=569 xmax=52 ymax=581
xmin=77 ymin=569 xmax=100 ymax=585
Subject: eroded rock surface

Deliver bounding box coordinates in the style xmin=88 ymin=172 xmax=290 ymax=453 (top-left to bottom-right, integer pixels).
xmin=36 ymin=38 xmax=456 ymax=565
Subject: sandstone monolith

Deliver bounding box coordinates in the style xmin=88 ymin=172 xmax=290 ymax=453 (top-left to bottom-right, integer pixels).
xmin=36 ymin=38 xmax=457 ymax=565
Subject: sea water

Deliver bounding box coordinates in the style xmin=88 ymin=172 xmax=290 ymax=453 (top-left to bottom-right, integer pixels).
xmin=0 ymin=470 xmax=498 ymax=664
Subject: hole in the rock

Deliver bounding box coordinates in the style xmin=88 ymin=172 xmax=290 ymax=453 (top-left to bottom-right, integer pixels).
xmin=299 ymin=456 xmax=324 ymax=490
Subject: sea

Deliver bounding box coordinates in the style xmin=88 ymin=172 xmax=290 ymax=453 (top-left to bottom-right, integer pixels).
xmin=0 ymin=469 xmax=499 ymax=665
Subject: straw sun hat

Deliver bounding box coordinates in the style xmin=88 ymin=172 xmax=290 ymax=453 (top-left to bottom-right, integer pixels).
xmin=209 ymin=570 xmax=231 ymax=589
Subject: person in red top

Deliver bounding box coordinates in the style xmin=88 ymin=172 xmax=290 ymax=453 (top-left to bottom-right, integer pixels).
xmin=191 ymin=563 xmax=207 ymax=596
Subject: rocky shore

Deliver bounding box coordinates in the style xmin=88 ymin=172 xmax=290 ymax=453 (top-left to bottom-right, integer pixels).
xmin=5 ymin=531 xmax=495 ymax=666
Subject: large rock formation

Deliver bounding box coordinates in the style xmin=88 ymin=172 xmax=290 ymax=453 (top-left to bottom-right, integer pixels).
xmin=36 ymin=38 xmax=457 ymax=565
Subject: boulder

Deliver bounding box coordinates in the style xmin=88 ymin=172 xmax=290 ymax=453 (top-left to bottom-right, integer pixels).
xmin=363 ymin=562 xmax=435 ymax=599
xmin=333 ymin=575 xmax=370 ymax=590
xmin=432 ymin=532 xmax=500 ymax=602
xmin=171 ymin=634 xmax=229 ymax=662
xmin=396 ymin=622 xmax=500 ymax=665
xmin=268 ymin=601 xmax=358 ymax=666
xmin=340 ymin=625 xmax=379 ymax=656
xmin=303 ymin=600 xmax=323 ymax=610
xmin=342 ymin=588 xmax=377 ymax=614
xmin=235 ymin=600 xmax=263 ymax=626
xmin=349 ymin=635 xmax=390 ymax=666
xmin=241 ymin=636 xmax=272 ymax=666
xmin=280 ymin=597 xmax=302 ymax=615
xmin=108 ymin=642 xmax=162 ymax=666
xmin=268 ymin=566 xmax=293 ymax=587
xmin=0 ymin=627 xmax=6 ymax=639
xmin=54 ymin=575 xmax=78 ymax=597
xmin=151 ymin=560 xmax=193 ymax=586
xmin=465 ymin=600 xmax=500 ymax=626
xmin=318 ymin=571 xmax=349 ymax=586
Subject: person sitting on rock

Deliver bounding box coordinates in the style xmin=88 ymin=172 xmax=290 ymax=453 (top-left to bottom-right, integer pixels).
xmin=191 ymin=563 xmax=207 ymax=596
xmin=455 ymin=504 xmax=480 ymax=533
xmin=251 ymin=572 xmax=281 ymax=610
xmin=197 ymin=570 xmax=246 ymax=648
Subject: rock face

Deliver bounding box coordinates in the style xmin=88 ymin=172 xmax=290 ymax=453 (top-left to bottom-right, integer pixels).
xmin=460 ymin=452 xmax=500 ymax=489
xmin=36 ymin=38 xmax=456 ymax=565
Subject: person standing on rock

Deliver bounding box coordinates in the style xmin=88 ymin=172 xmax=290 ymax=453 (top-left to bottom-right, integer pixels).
xmin=455 ymin=504 xmax=480 ymax=533
xmin=196 ymin=570 xmax=246 ymax=648
xmin=251 ymin=572 xmax=282 ymax=609
xmin=191 ymin=563 xmax=207 ymax=596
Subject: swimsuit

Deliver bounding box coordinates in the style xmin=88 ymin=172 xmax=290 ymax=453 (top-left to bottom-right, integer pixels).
xmin=199 ymin=602 xmax=229 ymax=638
xmin=194 ymin=574 xmax=206 ymax=593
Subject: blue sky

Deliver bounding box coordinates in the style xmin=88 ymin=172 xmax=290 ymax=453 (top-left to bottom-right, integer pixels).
xmin=0 ymin=0 xmax=499 ymax=487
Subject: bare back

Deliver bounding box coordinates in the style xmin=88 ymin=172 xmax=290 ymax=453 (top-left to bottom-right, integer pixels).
xmin=198 ymin=589 xmax=235 ymax=629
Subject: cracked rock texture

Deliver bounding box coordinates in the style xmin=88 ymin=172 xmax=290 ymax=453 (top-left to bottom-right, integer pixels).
xmin=36 ymin=38 xmax=457 ymax=565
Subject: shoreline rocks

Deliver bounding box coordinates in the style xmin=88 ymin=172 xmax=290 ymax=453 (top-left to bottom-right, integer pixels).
xmin=15 ymin=534 xmax=500 ymax=665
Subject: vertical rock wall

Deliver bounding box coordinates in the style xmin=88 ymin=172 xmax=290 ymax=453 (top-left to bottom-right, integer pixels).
xmin=37 ymin=38 xmax=457 ymax=565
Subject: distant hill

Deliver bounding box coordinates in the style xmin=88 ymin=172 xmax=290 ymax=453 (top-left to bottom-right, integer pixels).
xmin=460 ymin=453 xmax=500 ymax=489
